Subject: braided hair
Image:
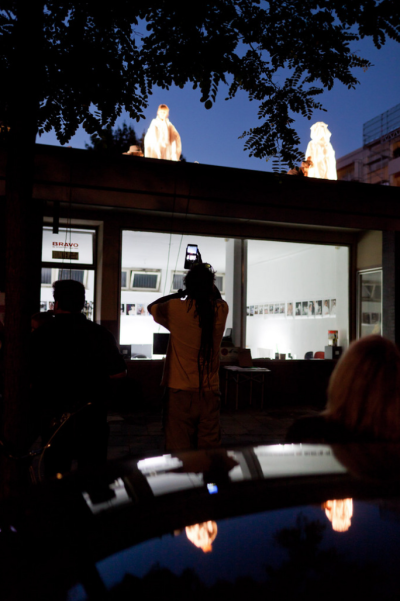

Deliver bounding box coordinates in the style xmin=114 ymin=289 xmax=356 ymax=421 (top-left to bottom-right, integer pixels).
xmin=184 ymin=263 xmax=218 ymax=390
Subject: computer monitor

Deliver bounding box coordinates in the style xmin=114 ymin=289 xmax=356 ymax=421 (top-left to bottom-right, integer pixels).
xmin=153 ymin=333 xmax=170 ymax=355
xmin=120 ymin=344 xmax=131 ymax=359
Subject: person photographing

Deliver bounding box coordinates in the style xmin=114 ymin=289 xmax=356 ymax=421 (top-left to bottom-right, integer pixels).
xmin=148 ymin=262 xmax=229 ymax=451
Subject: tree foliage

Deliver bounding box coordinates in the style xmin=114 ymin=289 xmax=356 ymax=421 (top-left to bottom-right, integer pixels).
xmin=85 ymin=122 xmax=144 ymax=155
xmin=0 ymin=0 xmax=399 ymax=164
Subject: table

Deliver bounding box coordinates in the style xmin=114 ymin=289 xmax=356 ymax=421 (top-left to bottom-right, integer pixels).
xmin=223 ymin=366 xmax=271 ymax=410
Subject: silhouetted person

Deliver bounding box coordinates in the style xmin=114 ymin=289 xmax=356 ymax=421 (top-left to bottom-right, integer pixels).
xmin=148 ymin=263 xmax=228 ymax=451
xmin=31 ymin=309 xmax=54 ymax=332
xmin=30 ymin=280 xmax=126 ymax=477
xmin=0 ymin=319 xmax=4 ymax=403
xmin=287 ymin=335 xmax=400 ymax=442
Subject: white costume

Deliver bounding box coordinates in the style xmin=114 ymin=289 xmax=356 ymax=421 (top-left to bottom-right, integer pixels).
xmin=144 ymin=116 xmax=182 ymax=161
xmin=306 ymin=122 xmax=337 ymax=180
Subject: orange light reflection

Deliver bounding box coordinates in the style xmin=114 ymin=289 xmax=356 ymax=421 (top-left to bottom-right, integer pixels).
xmin=322 ymin=498 xmax=353 ymax=532
xmin=185 ymin=521 xmax=218 ymax=553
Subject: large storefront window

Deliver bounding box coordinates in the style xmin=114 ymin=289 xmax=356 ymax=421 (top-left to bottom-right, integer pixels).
xmin=120 ymin=231 xmax=227 ymax=358
xmin=40 ymin=227 xmax=96 ymax=320
xmin=120 ymin=232 xmax=351 ymax=359
xmin=246 ymin=241 xmax=349 ymax=359
xmin=358 ymin=269 xmax=382 ymax=338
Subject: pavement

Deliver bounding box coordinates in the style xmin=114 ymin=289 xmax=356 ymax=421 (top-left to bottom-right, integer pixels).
xmin=106 ymin=405 xmax=320 ymax=461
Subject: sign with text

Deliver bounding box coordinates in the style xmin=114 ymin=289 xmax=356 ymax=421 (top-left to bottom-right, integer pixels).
xmin=42 ymin=227 xmax=94 ymax=265
xmin=52 ymin=251 xmax=79 ymax=260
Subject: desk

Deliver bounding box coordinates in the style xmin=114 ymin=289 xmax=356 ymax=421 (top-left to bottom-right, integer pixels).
xmin=223 ymin=366 xmax=271 ymax=410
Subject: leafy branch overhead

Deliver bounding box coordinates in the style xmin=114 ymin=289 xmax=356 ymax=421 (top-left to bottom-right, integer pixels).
xmin=0 ymin=0 xmax=399 ymax=164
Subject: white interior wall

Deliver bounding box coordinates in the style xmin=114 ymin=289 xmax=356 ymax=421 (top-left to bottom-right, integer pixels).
xmin=224 ymin=239 xmax=234 ymax=331
xmin=246 ymin=243 xmax=349 ymax=359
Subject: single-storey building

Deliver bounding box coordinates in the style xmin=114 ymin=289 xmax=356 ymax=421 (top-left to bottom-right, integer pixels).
xmin=1 ymin=144 xmax=399 ymax=405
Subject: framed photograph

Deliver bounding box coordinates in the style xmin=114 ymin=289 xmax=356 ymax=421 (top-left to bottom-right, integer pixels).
xmin=302 ymin=301 xmax=308 ymax=317
xmin=274 ymin=303 xmax=280 ymax=315
xmin=295 ymin=302 xmax=302 ymax=317
xmin=308 ymin=300 xmax=315 ymax=317
xmin=40 ymin=301 xmax=47 ymax=312
xmin=371 ymin=312 xmax=380 ymax=324
xmin=120 ymin=304 xmax=125 ymax=315
xmin=127 ymin=303 xmax=136 ymax=316
xmin=331 ymin=298 xmax=337 ymax=317
xmin=254 ymin=305 xmax=259 ymax=315
xmin=269 ymin=304 xmax=274 ymax=315
xmin=136 ymin=304 xmax=148 ymax=316
xmin=83 ymin=301 xmax=93 ymax=320
xmin=315 ymin=300 xmax=322 ymax=317
xmin=249 ymin=305 xmax=254 ymax=316
xmin=263 ymin=304 xmax=269 ymax=315
xmin=279 ymin=303 xmax=285 ymax=315
xmin=362 ymin=312 xmax=370 ymax=324
xmin=246 ymin=306 xmax=250 ymax=316
xmin=287 ymin=302 xmax=293 ymax=317
xmin=323 ymin=299 xmax=330 ymax=317
xmin=49 ymin=301 xmax=55 ymax=311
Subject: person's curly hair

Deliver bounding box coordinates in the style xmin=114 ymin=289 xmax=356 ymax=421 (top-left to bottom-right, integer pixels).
xmin=184 ymin=263 xmax=218 ymax=390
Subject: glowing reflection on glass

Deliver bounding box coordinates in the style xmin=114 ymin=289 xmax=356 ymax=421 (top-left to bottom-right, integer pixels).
xmin=137 ymin=455 xmax=183 ymax=475
xmin=322 ymin=499 xmax=353 ymax=532
xmin=185 ymin=521 xmax=218 ymax=553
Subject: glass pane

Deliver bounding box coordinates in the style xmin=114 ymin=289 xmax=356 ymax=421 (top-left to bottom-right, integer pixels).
xmin=132 ymin=273 xmax=158 ymax=289
xmin=121 ymin=231 xmax=227 ymax=356
xmin=41 ymin=267 xmax=52 ymax=285
xmin=40 ymin=270 xmax=95 ymax=321
xmin=58 ymin=269 xmax=85 ymax=284
xmin=121 ymin=271 xmax=127 ymax=288
xmin=246 ymin=240 xmax=349 ymax=359
xmin=215 ymin=275 xmax=223 ymax=292
xmin=359 ymin=270 xmax=382 ymax=338
xmin=42 ymin=227 xmax=94 ymax=265
xmin=172 ymin=273 xmax=185 ymax=290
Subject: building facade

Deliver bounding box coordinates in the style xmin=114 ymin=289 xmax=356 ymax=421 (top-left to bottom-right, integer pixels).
xmin=2 ymin=143 xmax=400 ymax=358
xmin=337 ymin=103 xmax=400 ymax=187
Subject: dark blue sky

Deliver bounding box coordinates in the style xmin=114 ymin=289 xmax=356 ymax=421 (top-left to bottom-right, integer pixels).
xmin=37 ymin=37 xmax=400 ymax=172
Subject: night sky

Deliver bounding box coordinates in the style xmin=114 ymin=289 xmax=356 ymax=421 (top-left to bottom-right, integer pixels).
xmin=37 ymin=37 xmax=400 ymax=172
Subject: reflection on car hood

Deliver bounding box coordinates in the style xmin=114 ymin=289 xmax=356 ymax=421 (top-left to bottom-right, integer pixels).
xmin=83 ymin=444 xmax=347 ymax=514
xmin=3 ymin=443 xmax=400 ymax=601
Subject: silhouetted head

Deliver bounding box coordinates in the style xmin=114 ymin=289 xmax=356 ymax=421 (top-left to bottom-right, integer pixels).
xmin=326 ymin=335 xmax=400 ymax=441
xmin=53 ymin=279 xmax=85 ymax=313
xmin=184 ymin=263 xmax=215 ymax=301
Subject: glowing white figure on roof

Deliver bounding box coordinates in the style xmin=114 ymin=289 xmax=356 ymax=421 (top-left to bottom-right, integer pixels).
xmin=306 ymin=122 xmax=337 ymax=180
xmin=144 ymin=104 xmax=182 ymax=161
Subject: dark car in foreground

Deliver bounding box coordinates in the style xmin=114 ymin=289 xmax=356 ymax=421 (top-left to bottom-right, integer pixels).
xmin=2 ymin=443 xmax=400 ymax=600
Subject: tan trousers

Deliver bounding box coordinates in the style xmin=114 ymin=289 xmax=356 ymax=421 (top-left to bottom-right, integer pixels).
xmin=164 ymin=388 xmax=221 ymax=452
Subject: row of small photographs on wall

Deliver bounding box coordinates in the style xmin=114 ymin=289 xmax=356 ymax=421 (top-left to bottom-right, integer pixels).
xmin=40 ymin=300 xmax=94 ymax=319
xmin=121 ymin=303 xmax=149 ymax=316
xmin=362 ymin=312 xmax=381 ymax=325
xmin=247 ymin=299 xmax=337 ymax=318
